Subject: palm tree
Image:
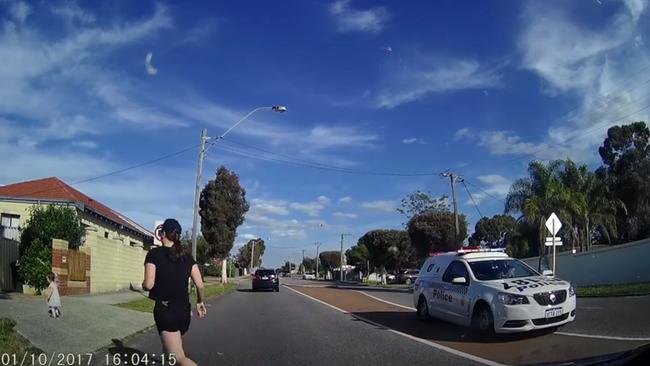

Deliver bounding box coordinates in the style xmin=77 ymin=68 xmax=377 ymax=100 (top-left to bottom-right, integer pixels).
xmin=558 ymin=160 xmax=626 ymax=251
xmin=505 ymin=160 xmax=575 ymax=269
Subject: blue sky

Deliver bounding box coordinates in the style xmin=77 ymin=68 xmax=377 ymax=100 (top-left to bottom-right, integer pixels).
xmin=1 ymin=0 xmax=649 ymax=268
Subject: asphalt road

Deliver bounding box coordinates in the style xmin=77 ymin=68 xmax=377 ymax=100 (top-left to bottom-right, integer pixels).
xmin=103 ymin=278 xmax=482 ymax=366
xmin=352 ymin=289 xmax=650 ymax=339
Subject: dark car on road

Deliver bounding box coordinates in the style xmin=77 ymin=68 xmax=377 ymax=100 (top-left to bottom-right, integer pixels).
xmin=396 ymin=269 xmax=419 ymax=285
xmin=252 ymin=269 xmax=279 ymax=292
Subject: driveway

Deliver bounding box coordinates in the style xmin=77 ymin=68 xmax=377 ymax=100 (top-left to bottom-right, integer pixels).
xmin=0 ymin=291 xmax=153 ymax=354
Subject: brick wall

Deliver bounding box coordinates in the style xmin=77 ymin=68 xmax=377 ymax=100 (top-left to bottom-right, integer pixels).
xmin=51 ymin=239 xmax=91 ymax=295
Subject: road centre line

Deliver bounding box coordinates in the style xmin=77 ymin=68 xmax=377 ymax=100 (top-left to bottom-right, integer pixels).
xmin=355 ymin=290 xmax=650 ymax=342
xmin=283 ymin=285 xmax=504 ymax=366
xmin=356 ymin=291 xmax=416 ymax=311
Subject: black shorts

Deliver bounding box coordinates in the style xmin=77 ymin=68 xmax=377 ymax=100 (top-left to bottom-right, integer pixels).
xmin=153 ymin=301 xmax=191 ymax=335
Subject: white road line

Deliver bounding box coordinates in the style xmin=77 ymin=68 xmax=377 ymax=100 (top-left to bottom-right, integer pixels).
xmin=358 ymin=291 xmax=650 ymax=343
xmin=356 ymin=291 xmax=417 ymax=311
xmin=556 ymin=332 xmax=650 ymax=342
xmin=283 ymin=285 xmax=504 ymax=366
xmin=577 ymin=306 xmax=603 ymax=310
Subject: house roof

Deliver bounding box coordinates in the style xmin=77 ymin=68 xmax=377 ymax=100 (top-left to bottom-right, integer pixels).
xmin=0 ymin=177 xmax=152 ymax=239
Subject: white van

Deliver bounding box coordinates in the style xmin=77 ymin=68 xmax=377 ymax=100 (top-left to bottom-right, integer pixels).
xmin=413 ymin=248 xmax=576 ymax=334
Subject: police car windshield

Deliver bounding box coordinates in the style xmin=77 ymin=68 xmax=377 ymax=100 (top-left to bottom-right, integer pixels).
xmin=469 ymin=259 xmax=538 ymax=281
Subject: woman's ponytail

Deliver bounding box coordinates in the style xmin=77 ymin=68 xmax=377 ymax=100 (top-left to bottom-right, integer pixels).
xmin=167 ymin=230 xmax=186 ymax=262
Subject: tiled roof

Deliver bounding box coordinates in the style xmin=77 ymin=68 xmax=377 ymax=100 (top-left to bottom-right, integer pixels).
xmin=0 ymin=177 xmax=152 ymax=238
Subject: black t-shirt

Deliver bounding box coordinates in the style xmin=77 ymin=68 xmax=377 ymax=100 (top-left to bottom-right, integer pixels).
xmin=144 ymin=246 xmax=196 ymax=303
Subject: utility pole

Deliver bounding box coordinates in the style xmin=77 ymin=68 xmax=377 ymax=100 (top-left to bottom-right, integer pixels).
xmin=190 ymin=129 xmax=207 ymax=261
xmin=249 ymin=240 xmax=256 ymax=274
xmin=339 ymin=233 xmax=352 ymax=282
xmin=301 ymin=249 xmax=305 ymax=274
xmin=441 ymin=172 xmax=461 ymax=244
xmin=314 ymin=242 xmax=321 ymax=279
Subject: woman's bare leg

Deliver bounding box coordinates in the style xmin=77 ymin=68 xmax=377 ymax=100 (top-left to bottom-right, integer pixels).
xmin=160 ymin=331 xmax=197 ymax=366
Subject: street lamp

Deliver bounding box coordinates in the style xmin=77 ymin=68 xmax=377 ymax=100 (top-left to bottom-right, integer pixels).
xmin=190 ymin=106 xmax=288 ymax=263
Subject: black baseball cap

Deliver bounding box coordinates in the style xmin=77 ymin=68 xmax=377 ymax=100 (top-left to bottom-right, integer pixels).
xmin=162 ymin=218 xmax=182 ymax=234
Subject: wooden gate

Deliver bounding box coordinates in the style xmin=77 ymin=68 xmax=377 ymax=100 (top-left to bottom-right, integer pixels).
xmin=67 ymin=250 xmax=86 ymax=281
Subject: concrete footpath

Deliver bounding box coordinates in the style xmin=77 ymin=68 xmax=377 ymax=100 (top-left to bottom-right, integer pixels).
xmin=0 ymin=290 xmax=154 ymax=354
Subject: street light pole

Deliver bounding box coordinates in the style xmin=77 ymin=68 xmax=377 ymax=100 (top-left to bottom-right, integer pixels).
xmin=190 ymin=106 xmax=287 ymax=264
xmin=314 ymin=242 xmax=321 ymax=279
xmin=250 ymin=239 xmax=256 ymax=274
xmin=339 ymin=233 xmax=352 ymax=282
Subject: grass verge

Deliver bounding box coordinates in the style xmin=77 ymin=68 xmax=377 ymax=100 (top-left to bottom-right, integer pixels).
xmin=115 ymin=282 xmax=237 ymax=313
xmin=576 ymin=282 xmax=650 ymax=297
xmin=0 ymin=318 xmax=38 ymax=355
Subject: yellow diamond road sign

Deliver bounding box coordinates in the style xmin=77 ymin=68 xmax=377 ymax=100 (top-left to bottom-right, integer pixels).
xmin=545 ymin=212 xmax=562 ymax=236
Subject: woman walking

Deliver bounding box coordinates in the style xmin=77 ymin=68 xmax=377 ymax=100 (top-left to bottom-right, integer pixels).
xmin=143 ymin=219 xmax=207 ymax=366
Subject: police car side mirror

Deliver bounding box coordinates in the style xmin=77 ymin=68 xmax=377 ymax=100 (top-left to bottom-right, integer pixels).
xmin=451 ymin=277 xmax=467 ymax=285
xmin=542 ymin=270 xmax=553 ymax=276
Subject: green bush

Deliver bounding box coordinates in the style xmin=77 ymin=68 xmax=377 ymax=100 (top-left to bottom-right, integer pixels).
xmin=18 ymin=205 xmax=84 ymax=293
xmin=203 ymin=265 xmax=221 ymax=277
xmin=17 ymin=239 xmax=51 ymax=293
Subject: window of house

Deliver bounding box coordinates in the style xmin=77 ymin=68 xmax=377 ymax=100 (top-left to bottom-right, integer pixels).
xmin=104 ymin=231 xmax=109 ymax=239
xmin=1 ymin=213 xmax=20 ymax=241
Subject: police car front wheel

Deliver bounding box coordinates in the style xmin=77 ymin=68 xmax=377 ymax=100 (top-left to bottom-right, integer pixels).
xmin=471 ymin=304 xmax=494 ymax=335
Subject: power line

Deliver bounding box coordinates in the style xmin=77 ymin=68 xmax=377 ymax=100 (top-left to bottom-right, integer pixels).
xmin=9 ymin=143 xmax=201 ymax=199
xmin=460 ymin=179 xmax=484 ymax=218
xmin=213 ymin=140 xmax=441 ymax=177
xmin=464 ymin=180 xmax=507 ymax=205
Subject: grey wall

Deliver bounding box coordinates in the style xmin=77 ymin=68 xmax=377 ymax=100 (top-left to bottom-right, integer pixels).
xmin=521 ymin=238 xmax=650 ymax=286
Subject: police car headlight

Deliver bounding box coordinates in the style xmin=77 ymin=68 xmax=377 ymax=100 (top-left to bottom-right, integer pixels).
xmin=569 ymin=284 xmax=575 ymax=297
xmin=497 ymin=292 xmax=529 ymax=305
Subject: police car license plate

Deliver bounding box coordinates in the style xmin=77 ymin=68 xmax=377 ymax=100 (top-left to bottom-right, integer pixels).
xmin=545 ymin=307 xmax=563 ymax=318
xmin=262 ymin=276 xmax=268 ymax=280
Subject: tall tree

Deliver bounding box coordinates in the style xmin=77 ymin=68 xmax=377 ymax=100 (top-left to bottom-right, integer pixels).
xmin=302 ymin=257 xmax=317 ymax=272
xmin=235 ymin=238 xmax=265 ymax=269
xmin=469 ymin=215 xmax=517 ymax=247
xmin=318 ymin=251 xmax=341 ymax=274
xmin=407 ymin=211 xmax=467 ymax=259
xmin=345 ymin=244 xmax=369 ymax=274
xmin=199 ymin=166 xmax=250 ymax=283
xmin=597 ymin=121 xmax=649 ymax=241
xmin=396 ymin=191 xmax=449 ymax=221
xmin=358 ymin=230 xmax=417 ymax=273
xmin=181 ymin=231 xmax=209 ymax=266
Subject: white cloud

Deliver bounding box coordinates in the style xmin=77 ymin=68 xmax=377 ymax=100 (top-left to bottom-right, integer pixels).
xmin=467 ymin=175 xmax=512 ymax=205
xmin=251 ymin=199 xmax=289 ymax=216
xmin=238 ymin=233 xmax=258 ymax=241
xmin=329 ymin=0 xmax=389 ymax=35
xmin=51 ymin=2 xmax=96 ymax=25
xmin=338 ymin=196 xmax=352 ymax=203
xmin=6 ymin=1 xmax=31 ymax=24
xmin=317 ymin=195 xmax=331 ymax=204
xmin=376 ymin=59 xmax=501 ymax=108
xmin=270 ymin=229 xmax=306 ymax=240
xmin=333 ymin=212 xmax=358 ymax=219
xmin=72 ymin=140 xmax=98 ymax=149
xmin=289 ymin=202 xmax=325 ymax=217
xmin=453 ymin=127 xmax=471 ymax=141
xmin=402 ymin=138 xmax=417 ymax=144
xmin=180 ymin=19 xmax=218 ymax=45
xmin=475 ymin=1 xmax=650 ymax=163
xmin=361 ymin=200 xmax=397 ymax=213
xmin=635 ymin=34 xmax=644 ymax=48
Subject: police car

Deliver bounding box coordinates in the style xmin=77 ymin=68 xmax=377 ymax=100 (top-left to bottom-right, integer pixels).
xmin=413 ymin=247 xmax=576 ymax=334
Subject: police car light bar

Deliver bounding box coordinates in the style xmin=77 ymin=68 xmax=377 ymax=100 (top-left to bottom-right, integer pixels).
xmin=429 ymin=247 xmax=506 ymax=256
